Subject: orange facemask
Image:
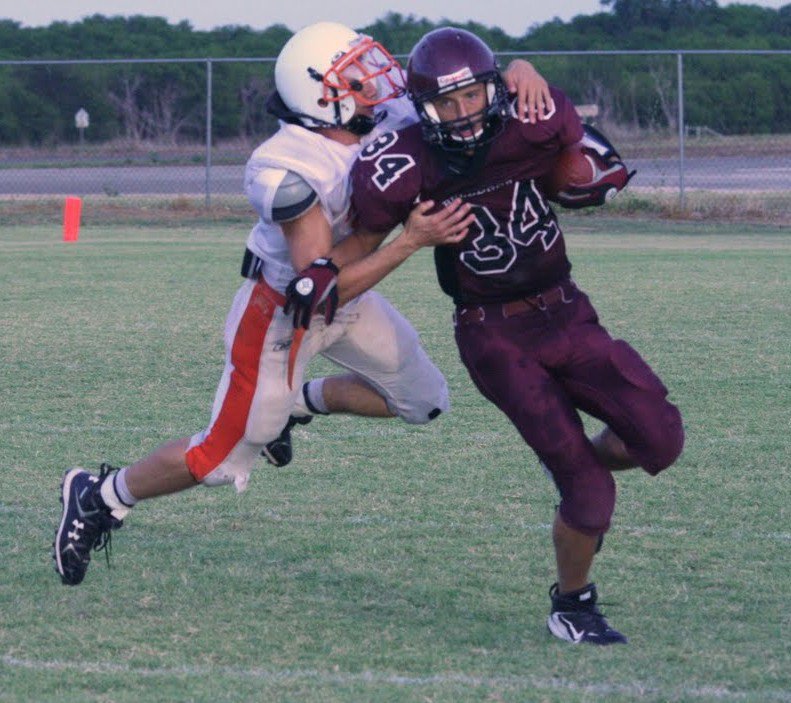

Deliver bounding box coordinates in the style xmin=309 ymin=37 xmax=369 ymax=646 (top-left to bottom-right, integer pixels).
xmin=320 ymin=36 xmax=406 ymax=107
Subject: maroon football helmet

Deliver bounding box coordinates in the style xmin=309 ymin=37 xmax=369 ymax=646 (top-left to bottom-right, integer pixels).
xmin=406 ymin=27 xmax=510 ymax=152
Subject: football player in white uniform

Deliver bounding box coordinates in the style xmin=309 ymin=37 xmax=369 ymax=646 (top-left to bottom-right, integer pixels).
xmin=53 ymin=21 xmax=551 ymax=586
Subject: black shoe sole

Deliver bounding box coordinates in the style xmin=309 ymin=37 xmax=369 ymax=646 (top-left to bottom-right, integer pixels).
xmin=53 ymin=468 xmax=86 ymax=586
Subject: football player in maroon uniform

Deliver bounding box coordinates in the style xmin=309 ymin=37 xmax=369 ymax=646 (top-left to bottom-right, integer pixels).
xmin=294 ymin=27 xmax=684 ymax=645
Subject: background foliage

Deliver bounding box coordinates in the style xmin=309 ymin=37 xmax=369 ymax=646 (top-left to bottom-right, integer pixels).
xmin=0 ymin=0 xmax=789 ymax=145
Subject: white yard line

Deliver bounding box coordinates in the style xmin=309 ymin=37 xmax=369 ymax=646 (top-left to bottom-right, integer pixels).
xmin=3 ymin=655 xmax=789 ymax=700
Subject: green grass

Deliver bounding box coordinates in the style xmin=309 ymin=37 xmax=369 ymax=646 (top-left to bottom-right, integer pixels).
xmin=0 ymin=222 xmax=789 ymax=702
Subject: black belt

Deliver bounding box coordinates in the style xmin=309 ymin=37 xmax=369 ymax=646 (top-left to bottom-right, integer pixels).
xmin=241 ymin=247 xmax=264 ymax=279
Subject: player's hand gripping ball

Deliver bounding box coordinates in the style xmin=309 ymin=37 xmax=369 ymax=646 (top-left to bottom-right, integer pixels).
xmin=548 ymin=143 xmax=596 ymax=192
xmin=545 ymin=125 xmax=635 ymax=209
xmin=284 ymin=258 xmax=340 ymax=329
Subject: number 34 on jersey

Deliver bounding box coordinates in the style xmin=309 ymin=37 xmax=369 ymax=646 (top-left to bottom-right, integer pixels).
xmin=359 ymin=132 xmax=415 ymax=192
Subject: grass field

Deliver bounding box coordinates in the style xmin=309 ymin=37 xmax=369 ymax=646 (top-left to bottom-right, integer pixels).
xmin=0 ymin=219 xmax=789 ymax=702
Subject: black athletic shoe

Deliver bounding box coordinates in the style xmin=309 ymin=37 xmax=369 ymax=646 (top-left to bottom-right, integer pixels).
xmin=53 ymin=464 xmax=123 ymax=586
xmin=261 ymin=415 xmax=313 ymax=467
xmin=547 ymin=582 xmax=627 ymax=645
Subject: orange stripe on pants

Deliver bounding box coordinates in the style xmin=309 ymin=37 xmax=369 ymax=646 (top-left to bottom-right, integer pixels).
xmin=186 ymin=280 xmax=281 ymax=481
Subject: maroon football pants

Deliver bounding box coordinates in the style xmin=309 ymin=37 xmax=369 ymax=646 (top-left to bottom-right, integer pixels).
xmin=454 ymin=282 xmax=684 ymax=536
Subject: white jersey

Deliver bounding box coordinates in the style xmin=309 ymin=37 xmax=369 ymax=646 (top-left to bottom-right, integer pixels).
xmin=244 ymin=95 xmax=417 ymax=292
xmin=185 ymin=95 xmax=448 ymax=492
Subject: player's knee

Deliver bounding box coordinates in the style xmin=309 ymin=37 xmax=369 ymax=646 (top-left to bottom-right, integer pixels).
xmin=642 ymin=403 xmax=684 ymax=475
xmin=394 ymin=367 xmax=450 ymax=424
xmin=560 ymin=504 xmax=613 ymax=536
xmin=559 ymin=498 xmax=614 ymax=536
xmin=557 ymin=470 xmax=616 ymax=535
xmin=397 ymin=391 xmax=450 ymax=424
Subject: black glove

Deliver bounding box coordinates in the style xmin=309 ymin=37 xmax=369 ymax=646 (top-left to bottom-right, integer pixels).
xmin=284 ymin=258 xmax=339 ymax=329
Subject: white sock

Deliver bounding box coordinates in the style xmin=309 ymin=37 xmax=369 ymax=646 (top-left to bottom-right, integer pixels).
xmin=99 ymin=466 xmax=136 ymax=520
xmin=114 ymin=467 xmax=139 ymax=506
xmin=303 ymin=379 xmax=329 ymax=415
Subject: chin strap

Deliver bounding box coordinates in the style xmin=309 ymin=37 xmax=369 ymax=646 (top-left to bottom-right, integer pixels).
xmin=345 ymin=110 xmax=387 ymax=136
xmin=266 ymin=89 xmax=388 ymax=135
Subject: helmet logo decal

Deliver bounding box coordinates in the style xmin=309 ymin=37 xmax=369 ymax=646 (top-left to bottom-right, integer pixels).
xmin=437 ymin=67 xmax=474 ymax=90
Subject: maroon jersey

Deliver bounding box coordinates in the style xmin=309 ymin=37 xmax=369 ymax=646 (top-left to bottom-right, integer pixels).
xmin=351 ymin=86 xmax=583 ymax=304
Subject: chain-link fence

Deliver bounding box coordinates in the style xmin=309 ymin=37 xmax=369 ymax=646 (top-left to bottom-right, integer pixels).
xmin=0 ymin=50 xmax=788 ymax=218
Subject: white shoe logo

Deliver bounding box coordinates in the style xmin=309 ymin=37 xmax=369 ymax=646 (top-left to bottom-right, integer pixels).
xmin=68 ymin=519 xmax=85 ymax=541
xmin=557 ymin=615 xmax=585 ymax=643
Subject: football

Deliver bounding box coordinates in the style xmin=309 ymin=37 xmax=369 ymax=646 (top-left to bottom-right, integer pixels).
xmin=545 ymin=143 xmax=596 ymax=195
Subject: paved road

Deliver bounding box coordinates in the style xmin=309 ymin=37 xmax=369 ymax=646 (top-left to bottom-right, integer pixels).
xmin=0 ymin=156 xmax=788 ymax=195
xmin=629 ymin=155 xmax=790 ymax=191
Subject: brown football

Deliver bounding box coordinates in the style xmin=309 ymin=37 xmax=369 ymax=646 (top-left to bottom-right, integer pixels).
xmin=546 ymin=143 xmax=595 ymax=195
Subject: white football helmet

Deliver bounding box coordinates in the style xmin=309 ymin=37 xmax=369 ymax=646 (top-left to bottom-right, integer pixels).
xmin=274 ymin=21 xmax=405 ymax=133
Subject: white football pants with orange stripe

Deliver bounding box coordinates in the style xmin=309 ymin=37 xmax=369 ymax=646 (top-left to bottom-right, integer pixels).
xmin=185 ymin=276 xmax=449 ymax=492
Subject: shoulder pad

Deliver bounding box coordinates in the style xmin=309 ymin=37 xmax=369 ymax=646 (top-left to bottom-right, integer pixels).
xmin=272 ymin=170 xmax=319 ymax=222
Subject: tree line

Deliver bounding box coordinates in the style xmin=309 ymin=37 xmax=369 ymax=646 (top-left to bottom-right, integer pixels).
xmin=0 ymin=0 xmax=788 ymax=145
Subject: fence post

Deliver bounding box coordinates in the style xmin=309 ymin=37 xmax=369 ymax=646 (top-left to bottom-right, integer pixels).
xmin=205 ymin=58 xmax=213 ymax=207
xmin=677 ymin=52 xmax=685 ymax=211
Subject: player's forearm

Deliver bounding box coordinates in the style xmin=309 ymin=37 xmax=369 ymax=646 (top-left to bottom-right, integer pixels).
xmin=328 ymin=230 xmax=381 ymax=269
xmin=336 ymin=231 xmax=419 ymax=305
